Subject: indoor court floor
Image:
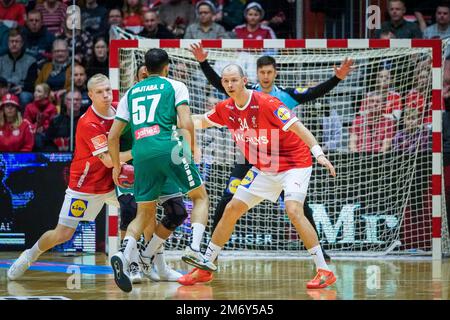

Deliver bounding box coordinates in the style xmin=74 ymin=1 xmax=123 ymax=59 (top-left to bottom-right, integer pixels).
xmin=0 ymin=252 xmax=449 ymax=300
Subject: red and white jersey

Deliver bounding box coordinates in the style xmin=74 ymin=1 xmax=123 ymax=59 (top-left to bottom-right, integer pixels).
xmin=233 ymin=24 xmax=276 ymax=40
xmin=206 ymin=91 xmax=312 ymax=173
xmin=360 ymin=91 xmax=402 ymax=120
xmin=68 ymin=105 xmax=115 ymax=194
xmin=406 ymin=89 xmax=432 ymax=124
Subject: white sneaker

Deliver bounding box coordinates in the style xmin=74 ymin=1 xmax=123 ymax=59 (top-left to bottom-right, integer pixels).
xmin=138 ymin=253 xmax=152 ymax=279
xmin=129 ymin=262 xmax=143 ymax=284
xmin=148 ymin=265 xmax=161 ymax=281
xmin=110 ymin=251 xmax=132 ymax=293
xmin=156 ymin=264 xmax=182 ymax=281
xmin=7 ymin=250 xmax=32 ymax=281
xmin=181 ymin=246 xmax=217 ymax=272
xmin=147 ymin=263 xmax=182 ymax=282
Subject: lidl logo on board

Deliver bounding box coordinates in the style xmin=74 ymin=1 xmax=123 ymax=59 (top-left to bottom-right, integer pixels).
xmin=69 ymin=199 xmax=88 ymax=218
xmin=274 ymin=106 xmax=291 ymax=123
xmin=227 ymin=177 xmax=242 ymax=194
xmin=241 ymin=171 xmax=258 ymax=188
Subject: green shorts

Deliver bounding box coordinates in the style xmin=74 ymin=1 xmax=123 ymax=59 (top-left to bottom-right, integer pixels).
xmin=116 ymin=178 xmax=183 ymax=202
xmin=133 ymin=152 xmax=203 ymax=202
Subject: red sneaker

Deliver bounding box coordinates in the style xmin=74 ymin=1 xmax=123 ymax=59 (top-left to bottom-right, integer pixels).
xmin=177 ymin=268 xmax=214 ymax=286
xmin=306 ymin=269 xmax=336 ymax=289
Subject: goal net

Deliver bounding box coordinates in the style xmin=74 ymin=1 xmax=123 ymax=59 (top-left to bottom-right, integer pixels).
xmin=114 ymin=39 xmax=448 ymax=257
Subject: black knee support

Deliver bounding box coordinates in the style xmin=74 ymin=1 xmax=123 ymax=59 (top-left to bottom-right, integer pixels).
xmin=118 ymin=194 xmax=137 ymax=231
xmin=161 ymin=196 xmax=187 ymax=231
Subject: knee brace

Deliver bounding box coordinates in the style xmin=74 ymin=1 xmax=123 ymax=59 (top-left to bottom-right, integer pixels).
xmin=118 ymin=194 xmax=137 ymax=231
xmin=161 ymin=196 xmax=187 ymax=231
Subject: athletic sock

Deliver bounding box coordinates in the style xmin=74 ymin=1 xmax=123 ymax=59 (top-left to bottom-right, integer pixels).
xmin=154 ymin=246 xmax=167 ymax=273
xmin=308 ymin=245 xmax=330 ymax=271
xmin=204 ymin=241 xmax=222 ymax=262
xmin=27 ymin=241 xmax=44 ymax=262
xmin=190 ymin=223 xmax=205 ymax=251
xmin=143 ymin=234 xmax=165 ymax=258
xmin=123 ymin=236 xmax=137 ymax=264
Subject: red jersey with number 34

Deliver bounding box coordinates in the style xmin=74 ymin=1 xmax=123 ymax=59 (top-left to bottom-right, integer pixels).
xmin=68 ymin=105 xmax=115 ymax=194
xmin=206 ymin=91 xmax=312 ymax=173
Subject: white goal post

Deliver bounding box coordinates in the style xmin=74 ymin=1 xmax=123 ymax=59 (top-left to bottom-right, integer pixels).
xmin=107 ymin=38 xmax=447 ymax=259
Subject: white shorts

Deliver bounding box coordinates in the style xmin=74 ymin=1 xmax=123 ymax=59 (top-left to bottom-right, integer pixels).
xmin=234 ymin=167 xmax=312 ymax=209
xmin=58 ymin=188 xmax=117 ymax=229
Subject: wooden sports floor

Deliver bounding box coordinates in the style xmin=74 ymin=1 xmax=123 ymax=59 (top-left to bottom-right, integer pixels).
xmin=0 ymin=252 xmax=449 ymax=300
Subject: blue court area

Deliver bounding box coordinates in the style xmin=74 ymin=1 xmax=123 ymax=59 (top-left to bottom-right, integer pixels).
xmin=0 ymin=259 xmax=113 ymax=275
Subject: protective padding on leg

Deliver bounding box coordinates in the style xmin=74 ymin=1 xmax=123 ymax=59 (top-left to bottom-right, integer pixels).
xmin=119 ymin=194 xmax=137 ymax=231
xmin=161 ymin=197 xmax=187 ymax=231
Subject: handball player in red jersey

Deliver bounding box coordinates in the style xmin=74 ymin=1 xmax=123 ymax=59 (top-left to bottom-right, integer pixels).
xmin=8 ymin=74 xmax=133 ymax=281
xmin=184 ymin=64 xmax=337 ymax=289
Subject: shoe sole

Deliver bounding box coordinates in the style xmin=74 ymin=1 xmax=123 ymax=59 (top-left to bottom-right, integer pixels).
xmin=181 ymin=255 xmax=216 ymax=272
xmin=111 ymin=255 xmax=132 ymax=293
xmin=306 ymin=275 xmax=337 ymax=289
xmin=178 ymin=276 xmax=213 ymax=286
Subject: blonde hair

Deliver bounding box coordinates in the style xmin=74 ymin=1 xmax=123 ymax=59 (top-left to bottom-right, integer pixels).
xmin=87 ymin=74 xmax=110 ymax=91
xmin=0 ymin=106 xmax=22 ymax=129
xmin=36 ymin=83 xmax=51 ymax=97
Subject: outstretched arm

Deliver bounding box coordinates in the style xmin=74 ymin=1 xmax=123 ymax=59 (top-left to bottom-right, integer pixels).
xmin=286 ymin=57 xmax=355 ymax=104
xmin=192 ymin=114 xmax=215 ymax=129
xmin=288 ymin=121 xmax=336 ymax=177
xmin=190 ymin=43 xmax=227 ymax=95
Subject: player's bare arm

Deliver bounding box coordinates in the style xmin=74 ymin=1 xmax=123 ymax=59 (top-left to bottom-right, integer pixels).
xmin=192 ymin=114 xmax=215 ymax=129
xmin=177 ymin=104 xmax=197 ymax=154
xmin=108 ymin=119 xmax=128 ymax=187
xmin=288 ymin=121 xmax=336 ymax=177
xmin=97 ymin=150 xmax=132 ymax=169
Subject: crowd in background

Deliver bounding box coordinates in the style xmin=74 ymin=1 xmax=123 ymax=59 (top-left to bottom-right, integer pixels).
xmin=0 ymin=0 xmax=446 ymax=156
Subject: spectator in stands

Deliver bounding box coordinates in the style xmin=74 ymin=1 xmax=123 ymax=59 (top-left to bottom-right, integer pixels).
xmin=0 ymin=77 xmax=8 ymax=100
xmin=22 ymin=10 xmax=55 ymax=68
xmin=405 ymin=68 xmax=432 ymax=126
xmin=184 ymin=1 xmax=229 ymax=39
xmin=35 ymin=0 xmax=67 ymax=36
xmin=393 ymin=107 xmax=432 ymax=153
xmin=158 ymin=0 xmax=195 ymax=38
xmin=233 ymin=2 xmax=277 ymax=40
xmin=0 ymin=22 xmax=9 ymax=55
xmin=58 ymin=15 xmax=93 ymax=65
xmin=0 ymin=93 xmax=34 ymax=152
xmin=139 ymin=10 xmax=174 ymax=39
xmin=85 ymin=36 xmax=109 ymax=78
xmin=256 ymin=0 xmax=296 ymax=38
xmin=81 ymin=0 xmax=108 ymax=37
xmin=322 ymin=107 xmax=344 ymax=152
xmin=36 ymin=38 xmax=72 ymax=103
xmin=104 ymin=7 xmax=124 ymax=41
xmin=0 ymin=0 xmax=26 ymax=29
xmin=374 ymin=0 xmax=422 ymax=38
xmin=0 ymin=28 xmax=37 ymax=110
xmin=73 ymin=64 xmax=91 ymax=114
xmin=349 ymin=92 xmax=396 ymax=153
xmin=423 ymin=3 xmax=450 ymax=39
xmin=123 ymin=0 xmax=145 ymax=34
xmin=216 ymin=0 xmax=246 ymax=31
xmin=23 ymin=83 xmax=57 ymax=150
xmin=379 ymin=30 xmax=396 ymax=39
xmin=45 ymin=89 xmax=82 ymax=151
xmin=359 ymin=68 xmax=403 ymax=122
